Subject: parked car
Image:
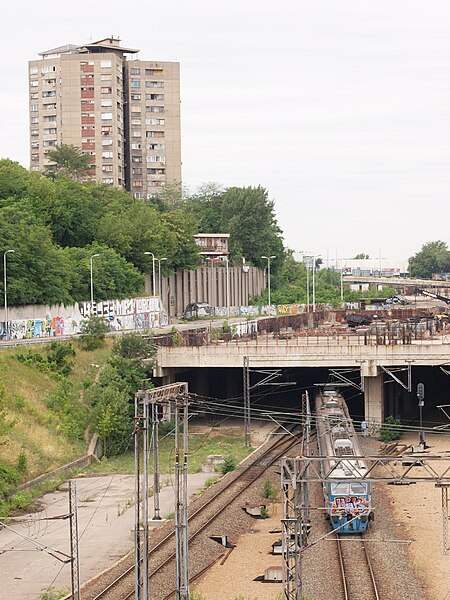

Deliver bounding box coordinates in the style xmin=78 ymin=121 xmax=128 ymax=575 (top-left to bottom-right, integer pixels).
xmin=386 ymin=295 xmax=410 ymax=305
xmin=182 ymin=302 xmax=211 ymax=320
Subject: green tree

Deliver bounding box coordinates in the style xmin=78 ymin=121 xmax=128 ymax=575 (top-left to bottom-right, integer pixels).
xmin=0 ymin=204 xmax=74 ymax=306
xmin=45 ymin=144 xmax=92 ymax=181
xmin=112 ymin=332 xmax=155 ymax=360
xmin=354 ymin=253 xmax=370 ymax=259
xmin=65 ymin=244 xmax=144 ymax=302
xmin=79 ymin=316 xmax=109 ymax=350
xmin=409 ymin=241 xmax=450 ymax=278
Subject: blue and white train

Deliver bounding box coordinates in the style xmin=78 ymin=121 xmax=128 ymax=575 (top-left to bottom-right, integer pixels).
xmin=315 ymin=388 xmax=372 ymax=533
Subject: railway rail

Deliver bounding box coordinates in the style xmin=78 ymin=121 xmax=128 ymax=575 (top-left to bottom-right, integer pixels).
xmin=336 ymin=533 xmax=380 ymax=600
xmin=81 ymin=426 xmax=301 ymax=600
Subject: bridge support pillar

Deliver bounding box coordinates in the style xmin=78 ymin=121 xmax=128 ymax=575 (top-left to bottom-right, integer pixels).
xmin=363 ymin=365 xmax=384 ymax=429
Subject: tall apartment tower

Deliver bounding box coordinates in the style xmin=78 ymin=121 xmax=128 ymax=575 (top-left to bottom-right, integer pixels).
xmin=28 ymin=37 xmax=181 ymax=198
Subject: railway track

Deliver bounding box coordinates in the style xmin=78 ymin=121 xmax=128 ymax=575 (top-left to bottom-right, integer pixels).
xmin=81 ymin=427 xmax=300 ymax=600
xmin=336 ymin=533 xmax=380 ymax=600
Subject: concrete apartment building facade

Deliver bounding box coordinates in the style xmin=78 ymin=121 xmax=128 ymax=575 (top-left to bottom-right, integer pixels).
xmin=28 ymin=37 xmax=181 ymax=198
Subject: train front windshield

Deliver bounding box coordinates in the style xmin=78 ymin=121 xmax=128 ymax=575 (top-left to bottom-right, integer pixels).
xmin=331 ymin=482 xmax=368 ymax=496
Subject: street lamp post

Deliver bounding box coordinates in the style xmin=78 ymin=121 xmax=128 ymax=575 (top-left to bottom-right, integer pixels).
xmin=3 ymin=250 xmax=14 ymax=340
xmin=144 ymin=252 xmax=156 ymax=296
xmin=156 ymin=257 xmax=167 ymax=297
xmin=89 ymin=253 xmax=100 ymax=305
xmin=206 ymin=258 xmax=216 ymax=317
xmin=261 ymin=255 xmax=276 ymax=312
xmin=225 ymin=256 xmax=230 ymax=317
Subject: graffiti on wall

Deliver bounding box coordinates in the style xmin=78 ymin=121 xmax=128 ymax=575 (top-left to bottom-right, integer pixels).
xmin=0 ymin=296 xmax=164 ymax=340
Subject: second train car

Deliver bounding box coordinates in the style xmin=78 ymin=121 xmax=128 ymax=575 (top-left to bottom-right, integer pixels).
xmin=315 ymin=387 xmax=372 ymax=533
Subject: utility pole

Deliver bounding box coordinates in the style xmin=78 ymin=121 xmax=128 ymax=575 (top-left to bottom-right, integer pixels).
xmin=175 ymin=392 xmax=190 ymax=599
xmin=134 ymin=394 xmax=143 ymax=600
xmin=243 ymin=356 xmax=251 ymax=447
xmin=152 ymin=401 xmax=161 ymax=520
xmin=68 ymin=480 xmax=81 ymax=600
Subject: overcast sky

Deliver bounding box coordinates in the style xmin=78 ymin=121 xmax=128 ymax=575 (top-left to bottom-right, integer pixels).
xmin=1 ymin=1 xmax=450 ymax=263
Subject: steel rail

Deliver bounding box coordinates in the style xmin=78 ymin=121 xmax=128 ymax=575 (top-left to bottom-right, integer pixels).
xmin=336 ymin=533 xmax=380 ymax=600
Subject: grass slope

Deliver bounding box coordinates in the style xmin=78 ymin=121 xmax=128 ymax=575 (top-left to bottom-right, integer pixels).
xmin=0 ymin=341 xmax=113 ymax=480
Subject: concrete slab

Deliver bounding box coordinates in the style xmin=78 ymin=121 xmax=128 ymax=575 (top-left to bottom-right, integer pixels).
xmin=0 ymin=472 xmax=211 ymax=599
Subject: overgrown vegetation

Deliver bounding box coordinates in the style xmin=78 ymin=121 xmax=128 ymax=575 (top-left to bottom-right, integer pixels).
xmin=79 ymin=316 xmax=109 ymax=350
xmin=16 ymin=342 xmax=76 ymax=377
xmin=263 ymin=479 xmax=277 ymax=501
xmin=221 ymin=455 xmax=237 ymax=475
xmin=40 ymin=586 xmax=69 ymax=600
xmin=380 ymin=415 xmax=402 ymax=442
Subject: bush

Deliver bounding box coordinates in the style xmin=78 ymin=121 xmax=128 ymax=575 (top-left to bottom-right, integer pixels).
xmin=17 ymin=450 xmax=28 ymax=475
xmin=40 ymin=588 xmax=69 ymax=600
xmin=171 ymin=327 xmax=183 ymax=347
xmin=263 ymin=479 xmax=277 ymax=501
xmin=112 ymin=332 xmax=155 ymax=360
xmin=79 ymin=316 xmax=109 ymax=350
xmin=380 ymin=415 xmax=402 ymax=442
xmin=221 ymin=455 xmax=237 ymax=475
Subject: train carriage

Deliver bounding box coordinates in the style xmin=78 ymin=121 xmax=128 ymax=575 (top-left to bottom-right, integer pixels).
xmin=315 ymin=388 xmax=372 ymax=533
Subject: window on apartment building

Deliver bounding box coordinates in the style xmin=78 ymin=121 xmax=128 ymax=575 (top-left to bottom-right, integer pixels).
xmin=101 ymin=99 xmax=112 ymax=107
xmin=145 ymin=118 xmax=165 ymax=125
xmin=101 ymin=125 xmax=113 ymax=135
xmin=132 ymin=167 xmax=142 ymax=175
xmin=147 ymin=155 xmax=165 ymax=163
xmin=102 ymin=151 xmax=113 ymax=159
xmin=147 ymin=143 xmax=165 ymax=150
xmin=131 ymin=156 xmax=142 ymax=163
xmin=131 ymin=106 xmax=142 ymax=114
xmin=145 ymin=69 xmax=164 ymax=76
xmin=45 ymin=78 xmax=56 ymax=85
xmin=147 ymin=181 xmax=164 ymax=188
xmin=101 ymin=74 xmax=112 ymax=81
xmin=30 ymin=104 xmax=38 ymax=112
xmin=146 ymin=131 xmax=165 ymax=138
xmin=31 ymin=154 xmax=40 ymax=161
xmin=31 ymin=117 xmax=39 ymax=124
xmin=133 ymin=192 xmax=142 ymax=199
xmin=43 ymin=140 xmax=57 ymax=147
xmin=132 ymin=130 xmax=142 ymax=137
xmin=102 ymin=139 xmax=113 ymax=146
xmin=101 ymin=112 xmax=113 ymax=120
xmin=133 ymin=180 xmax=143 ymax=187
xmin=102 ymin=178 xmax=114 ymax=184
xmin=31 ymin=129 xmax=39 ymax=136
xmin=42 ymin=65 xmax=56 ymax=73
xmin=148 ymin=94 xmax=164 ymax=100
xmin=44 ymin=128 xmax=57 ymax=134
xmin=146 ymin=106 xmax=164 ymax=113
xmin=45 ymin=103 xmax=57 ymax=110
xmin=131 ymin=93 xmax=141 ymax=101
xmin=146 ymin=81 xmax=164 ymax=88
xmin=131 ymin=81 xmax=141 ymax=88
xmin=42 ymin=91 xmax=56 ymax=97
xmin=147 ymin=168 xmax=165 ymax=175
xmin=131 ymin=118 xmax=141 ymax=126
xmin=29 ymin=67 xmax=38 ymax=75
xmin=31 ymin=141 xmax=39 ymax=149
xmin=44 ymin=115 xmax=57 ymax=122
xmin=131 ymin=143 xmax=142 ymax=150
xmin=102 ymin=165 xmax=113 ymax=172
xmin=101 ymin=60 xmax=112 ymax=68
xmin=101 ymin=87 xmax=112 ymax=94
xmin=130 ymin=68 xmax=140 ymax=75
xmin=30 ymin=80 xmax=38 ymax=87
xmin=30 ymin=92 xmax=39 ymax=100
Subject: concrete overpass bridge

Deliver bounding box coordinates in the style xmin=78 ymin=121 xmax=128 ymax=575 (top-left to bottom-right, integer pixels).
xmin=153 ymin=318 xmax=450 ymax=429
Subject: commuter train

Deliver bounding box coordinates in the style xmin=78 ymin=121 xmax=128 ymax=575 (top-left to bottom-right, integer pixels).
xmin=315 ymin=387 xmax=372 ymax=533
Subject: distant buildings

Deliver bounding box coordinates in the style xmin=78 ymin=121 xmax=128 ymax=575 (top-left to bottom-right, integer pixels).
xmin=194 ymin=234 xmax=230 ymax=258
xmin=28 ymin=37 xmax=181 ymax=198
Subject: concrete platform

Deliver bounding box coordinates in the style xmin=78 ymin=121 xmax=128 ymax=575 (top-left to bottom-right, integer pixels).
xmin=0 ymin=472 xmax=211 ymax=599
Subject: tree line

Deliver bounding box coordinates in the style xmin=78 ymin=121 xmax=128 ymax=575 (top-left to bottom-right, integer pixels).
xmin=0 ymin=156 xmax=283 ymax=307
